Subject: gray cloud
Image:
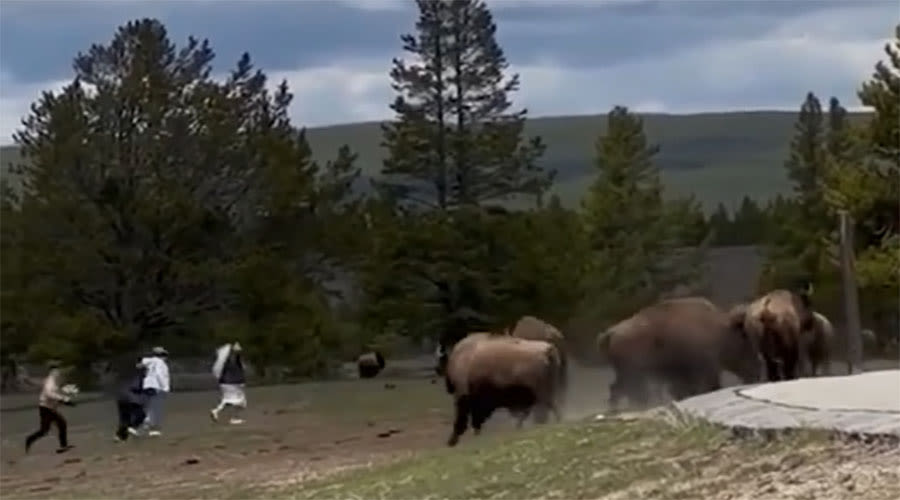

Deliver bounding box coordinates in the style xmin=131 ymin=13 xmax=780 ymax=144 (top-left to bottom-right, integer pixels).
xmin=0 ymin=0 xmax=895 ymax=143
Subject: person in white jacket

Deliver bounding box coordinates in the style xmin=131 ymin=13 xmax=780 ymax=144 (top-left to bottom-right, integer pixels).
xmin=139 ymin=346 xmax=170 ymax=437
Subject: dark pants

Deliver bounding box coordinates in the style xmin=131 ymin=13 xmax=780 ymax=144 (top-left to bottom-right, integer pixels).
xmin=116 ymin=400 xmax=145 ymax=440
xmin=25 ymin=406 xmax=68 ymax=451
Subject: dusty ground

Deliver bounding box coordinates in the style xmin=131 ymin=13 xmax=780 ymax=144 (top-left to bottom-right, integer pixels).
xmin=0 ymin=377 xmax=461 ymax=499
xmin=1 ymin=359 xmax=896 ymax=499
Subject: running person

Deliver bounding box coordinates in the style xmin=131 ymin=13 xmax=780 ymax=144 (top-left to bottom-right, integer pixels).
xmin=114 ymin=360 xmax=147 ymax=441
xmin=25 ymin=361 xmax=75 ymax=453
xmin=210 ymin=342 xmax=247 ymax=424
xmin=139 ymin=346 xmax=170 ymax=437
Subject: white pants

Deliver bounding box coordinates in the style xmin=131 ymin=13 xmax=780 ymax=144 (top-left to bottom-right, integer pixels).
xmin=218 ymin=384 xmax=246 ymax=408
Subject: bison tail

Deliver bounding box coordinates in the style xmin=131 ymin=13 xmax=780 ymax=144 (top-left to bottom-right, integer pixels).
xmin=444 ymin=375 xmax=456 ymax=395
xmin=557 ymin=350 xmax=569 ymax=400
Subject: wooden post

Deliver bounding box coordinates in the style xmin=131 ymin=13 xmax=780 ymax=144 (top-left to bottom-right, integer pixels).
xmin=838 ymin=210 xmax=863 ymax=374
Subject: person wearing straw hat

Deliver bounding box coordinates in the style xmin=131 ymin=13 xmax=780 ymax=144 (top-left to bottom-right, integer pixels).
xmin=25 ymin=360 xmax=76 ymax=453
xmin=139 ymin=346 xmax=170 ymax=436
xmin=210 ymin=342 xmax=247 ymax=424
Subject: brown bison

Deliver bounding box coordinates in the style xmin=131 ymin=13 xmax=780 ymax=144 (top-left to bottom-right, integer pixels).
xmin=596 ymin=297 xmax=762 ymax=411
xmin=443 ymin=333 xmax=563 ymax=447
xmin=507 ymin=316 xmax=569 ymax=403
xmin=800 ymin=311 xmax=834 ymax=377
xmin=356 ymin=351 xmax=386 ymax=379
xmin=734 ymin=288 xmax=815 ymax=382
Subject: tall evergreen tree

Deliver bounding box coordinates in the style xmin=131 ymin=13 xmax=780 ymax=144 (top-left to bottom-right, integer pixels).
xmin=763 ymin=92 xmax=837 ymax=290
xmin=580 ymin=106 xmax=703 ymax=325
xmin=708 ymin=203 xmax=733 ymax=245
xmin=378 ymin=0 xmax=552 ymax=210
xmin=1 ymin=19 xmax=359 ymax=375
xmin=363 ymin=0 xmax=562 ymax=348
xmin=822 ymin=25 xmax=900 ymax=344
xmin=785 ymin=92 xmax=826 ymax=205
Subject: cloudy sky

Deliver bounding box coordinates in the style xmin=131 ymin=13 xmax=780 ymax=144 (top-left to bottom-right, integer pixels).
xmin=0 ymin=0 xmax=895 ymax=144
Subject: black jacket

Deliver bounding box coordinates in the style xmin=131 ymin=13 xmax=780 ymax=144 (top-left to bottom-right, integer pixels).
xmin=117 ymin=363 xmax=147 ymax=405
xmin=219 ymin=351 xmax=245 ymax=385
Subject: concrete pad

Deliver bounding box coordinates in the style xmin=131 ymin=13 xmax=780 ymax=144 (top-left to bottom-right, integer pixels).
xmin=675 ymin=370 xmax=900 ymax=437
xmin=740 ymin=370 xmax=900 ymax=413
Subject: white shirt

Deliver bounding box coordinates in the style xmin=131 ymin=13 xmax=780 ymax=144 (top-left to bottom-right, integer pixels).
xmin=140 ymin=356 xmax=171 ymax=392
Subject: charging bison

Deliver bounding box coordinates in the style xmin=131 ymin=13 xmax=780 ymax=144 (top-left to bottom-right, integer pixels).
xmin=443 ymin=333 xmax=564 ymax=447
xmin=507 ymin=316 xmax=569 ymax=404
xmin=596 ymin=297 xmax=762 ymax=410
xmin=733 ymin=288 xmax=815 ymax=382
xmin=356 ymin=351 xmax=386 ymax=379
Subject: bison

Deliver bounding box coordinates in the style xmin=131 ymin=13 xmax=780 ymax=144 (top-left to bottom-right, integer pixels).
xmin=800 ymin=311 xmax=834 ymax=377
xmin=507 ymin=316 xmax=569 ymax=404
xmin=734 ymin=288 xmax=814 ymax=382
xmin=356 ymin=351 xmax=386 ymax=379
xmin=596 ymin=297 xmax=762 ymax=411
xmin=443 ymin=333 xmax=563 ymax=447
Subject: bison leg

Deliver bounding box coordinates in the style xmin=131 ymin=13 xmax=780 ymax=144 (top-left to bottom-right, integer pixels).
xmin=668 ymin=376 xmax=699 ymax=400
xmin=510 ymin=409 xmax=529 ymax=429
xmin=470 ymin=399 xmax=493 ymax=435
xmin=609 ymin=367 xmax=649 ymax=411
xmin=447 ymin=396 xmax=471 ymax=447
xmin=763 ymin=356 xmax=781 ymax=382
xmin=782 ymin=343 xmax=800 ymax=380
xmin=608 ymin=372 xmax=627 ymax=412
xmin=550 ymin=402 xmax=562 ymax=423
xmin=532 ymin=405 xmax=550 ymax=425
xmin=626 ymin=376 xmax=651 ymax=408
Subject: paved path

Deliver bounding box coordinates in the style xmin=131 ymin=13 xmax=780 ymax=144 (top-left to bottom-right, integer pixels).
xmin=675 ymin=369 xmax=900 ymax=437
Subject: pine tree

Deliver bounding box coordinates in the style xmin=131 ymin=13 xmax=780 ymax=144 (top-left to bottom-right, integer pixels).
xmin=708 ymin=203 xmax=733 ymax=246
xmin=785 ymin=92 xmax=826 ymax=205
xmin=378 ymin=0 xmax=551 ymax=211
xmin=732 ymin=196 xmax=767 ymax=245
xmin=764 ymin=92 xmax=835 ymax=290
xmin=4 ymin=19 xmax=357 ymax=373
xmin=580 ymin=106 xmax=703 ymax=324
xmin=822 ymin=25 xmax=900 ymax=343
xmin=364 ymin=0 xmax=561 ymax=348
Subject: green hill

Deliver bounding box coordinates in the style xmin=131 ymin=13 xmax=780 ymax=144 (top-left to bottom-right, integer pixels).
xmin=0 ymin=111 xmax=871 ymax=212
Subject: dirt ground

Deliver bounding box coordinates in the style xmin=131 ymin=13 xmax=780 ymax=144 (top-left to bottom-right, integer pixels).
xmin=1 ymin=359 xmax=895 ymax=499
xmin=0 ymin=363 xmax=619 ymax=499
xmin=1 ymin=376 xmax=460 ymax=499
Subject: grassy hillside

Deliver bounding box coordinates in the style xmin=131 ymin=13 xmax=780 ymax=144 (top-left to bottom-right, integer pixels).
xmin=0 ymin=111 xmax=871 ymax=212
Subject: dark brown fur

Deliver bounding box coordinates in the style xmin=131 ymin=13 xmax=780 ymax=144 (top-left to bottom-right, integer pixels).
xmin=597 ymin=297 xmax=762 ymax=411
xmin=739 ymin=289 xmax=814 ymax=382
xmin=356 ymin=351 xmax=386 ymax=379
xmin=801 ymin=311 xmax=834 ymax=377
xmin=507 ymin=316 xmax=569 ymax=405
xmin=444 ymin=334 xmax=562 ymax=446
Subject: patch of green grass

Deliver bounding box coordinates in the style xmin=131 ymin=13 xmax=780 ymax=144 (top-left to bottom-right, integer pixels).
xmin=272 ymin=418 xmax=711 ymax=499
xmin=267 ymin=414 xmax=863 ymax=500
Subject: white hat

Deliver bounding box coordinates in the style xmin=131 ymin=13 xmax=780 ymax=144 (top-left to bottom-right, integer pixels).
xmin=151 ymin=346 xmax=169 ymax=356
